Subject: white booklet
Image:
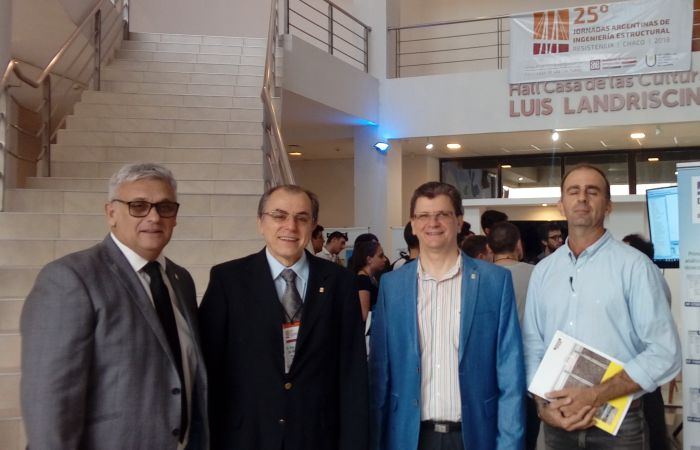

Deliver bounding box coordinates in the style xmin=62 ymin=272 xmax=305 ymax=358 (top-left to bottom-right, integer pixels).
xmin=528 ymin=330 xmax=633 ymax=436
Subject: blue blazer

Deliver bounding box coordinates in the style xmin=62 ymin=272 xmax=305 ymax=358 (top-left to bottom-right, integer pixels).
xmin=369 ymin=253 xmax=525 ymax=450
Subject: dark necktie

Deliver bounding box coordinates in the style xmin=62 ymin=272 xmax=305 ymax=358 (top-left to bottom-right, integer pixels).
xmin=143 ymin=261 xmax=188 ymax=441
xmin=280 ymin=268 xmax=302 ymax=323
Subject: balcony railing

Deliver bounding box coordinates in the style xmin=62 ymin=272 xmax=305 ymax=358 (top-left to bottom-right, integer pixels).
xmin=285 ymin=0 xmax=371 ymax=72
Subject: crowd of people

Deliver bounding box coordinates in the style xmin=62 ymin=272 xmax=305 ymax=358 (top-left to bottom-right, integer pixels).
xmin=19 ymin=162 xmax=681 ymax=450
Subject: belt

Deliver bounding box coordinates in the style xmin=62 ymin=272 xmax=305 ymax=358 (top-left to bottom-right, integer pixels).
xmin=420 ymin=421 xmax=462 ymax=433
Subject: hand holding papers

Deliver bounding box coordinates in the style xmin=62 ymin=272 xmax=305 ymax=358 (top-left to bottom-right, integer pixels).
xmin=529 ymin=331 xmax=633 ymax=435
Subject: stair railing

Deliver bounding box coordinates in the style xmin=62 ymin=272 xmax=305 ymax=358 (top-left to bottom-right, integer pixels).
xmin=262 ymin=0 xmax=295 ymax=188
xmin=0 ymin=0 xmax=128 ymax=211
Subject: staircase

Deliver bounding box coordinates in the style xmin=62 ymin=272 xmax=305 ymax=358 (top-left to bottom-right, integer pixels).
xmin=0 ymin=31 xmax=269 ymax=449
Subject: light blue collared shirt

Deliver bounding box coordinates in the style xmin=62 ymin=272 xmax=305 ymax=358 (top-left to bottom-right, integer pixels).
xmin=523 ymin=230 xmax=681 ymax=395
xmin=265 ymin=249 xmax=310 ymax=301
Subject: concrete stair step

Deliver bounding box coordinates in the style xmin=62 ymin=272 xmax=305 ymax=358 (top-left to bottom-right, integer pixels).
xmin=51 ymin=145 xmax=262 ymax=164
xmin=108 ymin=58 xmax=264 ymax=76
xmin=101 ymin=79 xmax=260 ymax=97
xmin=4 ymin=190 xmax=260 ymax=214
xmin=0 ymin=301 xmax=22 ymax=332
xmin=0 ymin=414 xmax=25 ymax=450
xmin=51 ymin=160 xmax=262 ymax=179
xmin=115 ymin=49 xmax=265 ymax=66
xmin=129 ymin=32 xmax=265 ymax=48
xmin=0 ymin=372 xmax=20 ymax=412
xmin=0 ymin=239 xmax=264 ymax=267
xmin=55 ymin=129 xmax=262 ymax=148
xmin=65 ymin=116 xmax=261 ymax=134
xmin=0 ymin=268 xmax=40 ymax=298
xmin=101 ymin=67 xmax=262 ymax=86
xmin=81 ymin=90 xmax=261 ymax=109
xmin=0 ymin=335 xmax=19 ymax=371
xmin=0 ymin=212 xmax=259 ymax=240
xmin=73 ymin=102 xmax=263 ymax=121
xmin=25 ymin=177 xmax=263 ymax=195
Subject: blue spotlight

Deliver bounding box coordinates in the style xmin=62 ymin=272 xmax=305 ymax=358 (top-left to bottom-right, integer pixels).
xmin=373 ymin=141 xmax=389 ymax=153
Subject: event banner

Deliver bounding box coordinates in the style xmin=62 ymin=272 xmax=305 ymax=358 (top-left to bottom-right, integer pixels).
xmin=509 ymin=0 xmax=693 ymax=83
xmin=678 ymin=162 xmax=700 ymax=450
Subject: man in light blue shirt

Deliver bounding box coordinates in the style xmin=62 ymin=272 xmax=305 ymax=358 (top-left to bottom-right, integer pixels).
xmin=523 ymin=164 xmax=681 ymax=449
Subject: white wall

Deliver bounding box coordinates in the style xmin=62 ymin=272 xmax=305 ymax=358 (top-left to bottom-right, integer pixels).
xmin=401 ymin=153 xmax=439 ymax=223
xmin=0 ymin=0 xmax=10 ymax=69
xmin=282 ymin=35 xmax=379 ymax=123
xmin=290 ymin=157 xmax=355 ymax=227
xmin=130 ymin=0 xmax=271 ymax=37
xmin=380 ymin=52 xmax=700 ymax=139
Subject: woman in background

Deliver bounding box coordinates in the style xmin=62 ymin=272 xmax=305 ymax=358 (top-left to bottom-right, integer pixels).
xmin=350 ymin=240 xmax=385 ymax=322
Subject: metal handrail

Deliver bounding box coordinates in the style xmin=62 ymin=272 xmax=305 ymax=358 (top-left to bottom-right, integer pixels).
xmin=1 ymin=0 xmax=126 ymax=210
xmin=261 ymin=0 xmax=294 ymax=187
xmin=389 ymin=14 xmax=510 ymax=77
xmin=285 ymin=0 xmax=371 ymax=72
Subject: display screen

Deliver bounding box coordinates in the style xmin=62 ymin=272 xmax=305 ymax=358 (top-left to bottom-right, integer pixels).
xmin=646 ymin=185 xmax=679 ymax=268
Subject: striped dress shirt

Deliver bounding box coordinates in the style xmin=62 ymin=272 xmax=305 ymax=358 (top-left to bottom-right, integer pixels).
xmin=416 ymin=256 xmax=463 ymax=422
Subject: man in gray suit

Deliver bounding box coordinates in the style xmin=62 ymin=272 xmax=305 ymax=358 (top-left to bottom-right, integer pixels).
xmin=20 ymin=163 xmax=208 ymax=449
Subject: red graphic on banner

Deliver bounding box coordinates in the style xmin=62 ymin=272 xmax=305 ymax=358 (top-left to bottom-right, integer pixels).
xmin=533 ymin=9 xmax=570 ymax=55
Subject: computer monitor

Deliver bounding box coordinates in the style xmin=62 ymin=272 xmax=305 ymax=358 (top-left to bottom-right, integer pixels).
xmin=646 ymin=185 xmax=679 ymax=269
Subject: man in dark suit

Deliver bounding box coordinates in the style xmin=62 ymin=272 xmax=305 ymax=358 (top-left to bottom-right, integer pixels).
xmin=199 ymin=185 xmax=368 ymax=450
xmin=21 ymin=163 xmax=208 ymax=450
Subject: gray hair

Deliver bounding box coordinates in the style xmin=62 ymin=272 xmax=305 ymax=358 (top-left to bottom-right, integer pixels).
xmin=107 ymin=163 xmax=177 ymax=200
xmin=257 ymin=185 xmax=319 ymax=222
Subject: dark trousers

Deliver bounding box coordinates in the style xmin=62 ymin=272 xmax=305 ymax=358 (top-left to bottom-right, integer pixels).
xmin=543 ymin=408 xmax=648 ymax=450
xmin=642 ymin=388 xmax=669 ymax=450
xmin=526 ymin=397 xmax=541 ymax=450
xmin=418 ymin=429 xmax=463 ymax=450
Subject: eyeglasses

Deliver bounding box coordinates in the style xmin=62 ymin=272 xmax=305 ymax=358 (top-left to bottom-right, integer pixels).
xmin=262 ymin=210 xmax=313 ymax=225
xmin=112 ymin=199 xmax=180 ymax=218
xmin=412 ymin=211 xmax=455 ymax=224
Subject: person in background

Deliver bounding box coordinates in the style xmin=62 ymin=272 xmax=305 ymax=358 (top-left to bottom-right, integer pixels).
xmin=316 ymin=231 xmax=348 ymax=264
xmin=460 ymin=234 xmax=493 ymax=262
xmin=393 ymin=222 xmax=420 ymax=269
xmin=622 ymin=233 xmax=671 ymax=450
xmin=311 ymin=224 xmax=325 ymax=254
xmin=488 ymin=221 xmax=538 ymax=450
xmin=480 ymin=209 xmax=508 ymax=235
xmin=21 ymin=163 xmax=208 ymax=450
xmin=533 ymin=222 xmax=564 ymax=264
xmin=351 ymin=240 xmax=386 ymax=322
xmin=456 ymin=221 xmax=474 ymax=247
xmin=523 ymin=164 xmax=681 ymax=449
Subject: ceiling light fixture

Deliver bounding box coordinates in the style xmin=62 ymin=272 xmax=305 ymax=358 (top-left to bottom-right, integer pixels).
xmin=551 ymin=131 xmax=560 ymax=141
xmin=446 ymin=143 xmax=461 ymax=150
xmin=565 ymin=142 xmax=574 ymax=150
xmin=288 ymin=151 xmax=302 ymax=156
xmin=501 ymin=164 xmax=512 ymax=169
xmin=542 ymin=203 xmax=548 ymax=207
xmin=630 ymin=132 xmax=646 ymax=139
xmin=517 ymin=176 xmax=524 ymax=181
xmin=655 ymin=126 xmax=662 ymax=136
xmin=600 ymin=140 xmax=608 ymax=148
xmin=647 ymin=157 xmax=659 ymax=162
xmin=425 ymin=138 xmax=434 ymax=150
xmin=373 ymin=141 xmax=390 ymax=153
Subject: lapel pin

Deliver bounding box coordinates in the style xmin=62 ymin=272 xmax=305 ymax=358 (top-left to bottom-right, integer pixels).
xmin=471 ymin=273 xmax=476 ymax=280
xmin=319 ymin=287 xmax=325 ymax=293
xmin=174 ymin=273 xmax=179 ymax=280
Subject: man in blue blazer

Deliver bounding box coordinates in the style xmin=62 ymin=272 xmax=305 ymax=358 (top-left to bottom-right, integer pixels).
xmin=369 ymin=181 xmax=525 ymax=450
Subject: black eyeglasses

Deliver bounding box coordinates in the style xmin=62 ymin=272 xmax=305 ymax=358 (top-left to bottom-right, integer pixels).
xmin=111 ymin=199 xmax=180 ymax=218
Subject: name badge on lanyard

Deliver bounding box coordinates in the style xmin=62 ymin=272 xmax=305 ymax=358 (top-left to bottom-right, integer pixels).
xmin=283 ymin=321 xmax=301 ymax=373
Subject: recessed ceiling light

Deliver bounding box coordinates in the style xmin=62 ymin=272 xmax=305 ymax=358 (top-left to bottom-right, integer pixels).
xmin=446 ymin=143 xmax=461 ymax=150
xmin=425 ymin=143 xmax=434 ymax=150
xmin=647 ymin=157 xmax=659 ymax=162
xmin=288 ymin=151 xmax=302 ymax=156
xmin=501 ymin=164 xmax=512 ymax=169
xmin=600 ymin=140 xmax=608 ymax=148
xmin=542 ymin=203 xmax=548 ymax=207
xmin=551 ymin=131 xmax=560 ymax=141
xmin=517 ymin=176 xmax=524 ymax=181
xmin=630 ymin=132 xmax=646 ymax=139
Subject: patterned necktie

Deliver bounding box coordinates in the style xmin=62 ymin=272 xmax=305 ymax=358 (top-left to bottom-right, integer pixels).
xmin=280 ymin=268 xmax=303 ymax=323
xmin=142 ymin=261 xmax=187 ymax=441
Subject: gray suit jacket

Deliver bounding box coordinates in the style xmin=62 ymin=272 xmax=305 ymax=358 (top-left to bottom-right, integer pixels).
xmin=21 ymin=236 xmax=209 ymax=450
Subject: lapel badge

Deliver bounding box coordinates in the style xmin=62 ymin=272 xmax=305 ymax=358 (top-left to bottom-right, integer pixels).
xmin=470 ymin=273 xmax=476 ymax=280
xmin=174 ymin=273 xmax=179 ymax=280
xmin=319 ymin=287 xmax=325 ymax=293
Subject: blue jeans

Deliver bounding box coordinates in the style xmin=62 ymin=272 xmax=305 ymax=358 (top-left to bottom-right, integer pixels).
xmin=543 ymin=408 xmax=648 ymax=450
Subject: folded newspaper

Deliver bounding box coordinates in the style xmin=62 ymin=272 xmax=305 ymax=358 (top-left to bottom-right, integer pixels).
xmin=528 ymin=330 xmax=632 ymax=436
